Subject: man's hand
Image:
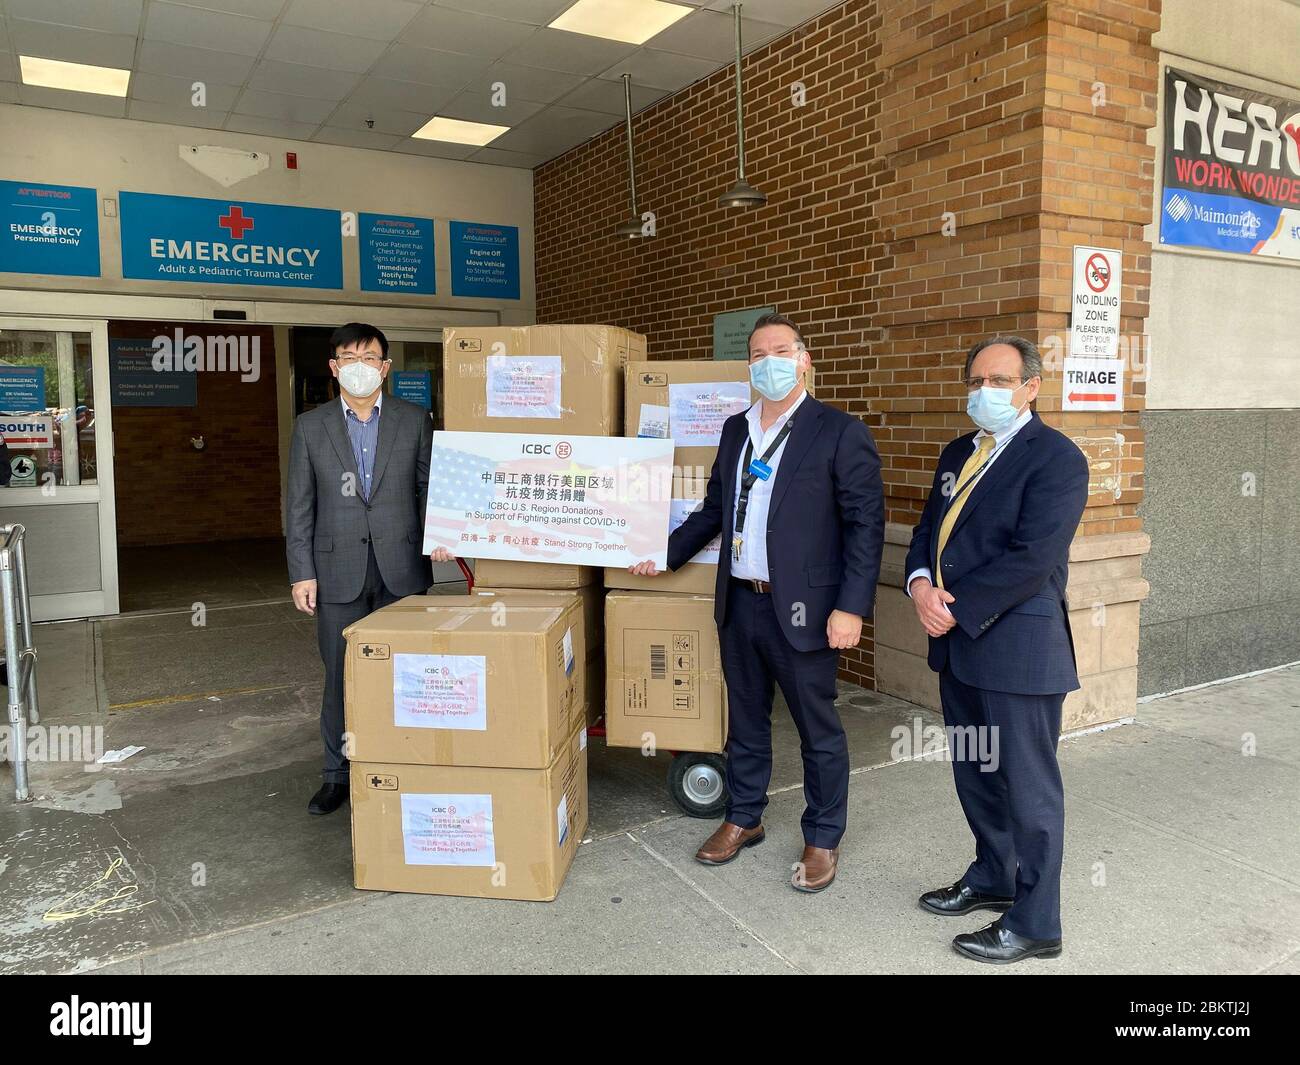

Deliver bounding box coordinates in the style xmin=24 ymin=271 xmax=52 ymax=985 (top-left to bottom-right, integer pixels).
xmin=430 ymin=548 xmax=454 ymax=563
xmin=628 ymin=560 xmax=660 ymax=576
xmin=291 ymin=579 xmax=318 ymax=617
xmin=827 ymin=609 xmax=862 ymax=649
xmin=910 ymin=577 xmax=956 ymax=637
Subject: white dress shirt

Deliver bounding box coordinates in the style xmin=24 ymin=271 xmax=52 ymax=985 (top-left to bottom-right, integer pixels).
xmin=906 ymin=405 xmax=1033 ymax=597
xmin=730 ymin=389 xmax=808 ymax=582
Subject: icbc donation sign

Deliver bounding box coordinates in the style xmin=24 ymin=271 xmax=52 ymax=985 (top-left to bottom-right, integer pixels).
xmin=422 ymin=431 xmax=676 ymax=568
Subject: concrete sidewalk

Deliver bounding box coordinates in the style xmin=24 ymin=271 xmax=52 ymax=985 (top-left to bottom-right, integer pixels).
xmin=2 ymin=606 xmax=1298 ymax=974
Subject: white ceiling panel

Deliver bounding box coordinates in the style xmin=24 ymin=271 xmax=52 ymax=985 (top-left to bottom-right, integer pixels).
xmin=701 ymin=0 xmax=835 ymax=23
xmin=555 ymin=75 xmax=665 ymax=116
xmin=503 ymin=27 xmax=636 ymax=75
xmin=136 ymin=39 xmax=259 ymax=83
xmin=0 ymin=81 xmax=19 ymax=103
xmin=433 ymin=0 xmax=574 ymax=25
xmin=376 ymin=44 xmax=494 ymax=88
xmin=127 ymin=98 xmax=229 ymax=129
xmin=144 ymin=2 xmax=274 ymax=58
xmin=174 ymin=0 xmax=289 ymax=18
xmin=437 ymin=87 xmax=544 ymax=126
xmin=18 ymin=84 xmax=128 ymax=117
xmin=233 ymin=87 xmax=338 ymax=123
xmin=401 ymin=6 xmax=537 ymax=58
xmin=647 ymin=8 xmax=784 ymax=62
xmin=5 ymin=0 xmax=143 ymax=36
xmin=281 ymin=0 xmax=424 ymax=40
xmin=0 ymin=50 xmax=16 ymax=82
xmin=245 ymin=59 xmax=360 ymax=100
xmin=467 ymin=144 xmax=550 ymax=169
xmin=311 ymin=125 xmax=404 ymax=150
xmin=598 ymin=47 xmax=719 ymax=92
xmin=399 ymin=137 xmax=478 ymax=160
xmin=346 ymin=76 xmax=458 ymax=114
xmin=489 ymin=102 xmax=614 ymax=155
xmin=223 ymin=112 xmax=321 ymax=140
xmin=262 ymin=24 xmax=391 ymax=74
xmin=6 ymin=18 xmax=138 ymax=68
xmin=328 ymin=101 xmax=436 ymax=137
xmin=130 ymin=70 xmax=242 ymax=110
xmin=477 ymin=60 xmax=585 ymax=104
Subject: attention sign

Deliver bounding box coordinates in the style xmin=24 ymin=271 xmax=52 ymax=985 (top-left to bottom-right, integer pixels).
xmin=1070 ymin=245 xmax=1122 ymax=358
xmin=1063 ymin=356 xmax=1124 ymax=412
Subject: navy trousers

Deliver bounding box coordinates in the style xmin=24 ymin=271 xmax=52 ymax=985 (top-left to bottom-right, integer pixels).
xmin=939 ymin=666 xmax=1066 ymax=940
xmin=315 ymin=546 xmax=398 ymax=783
xmin=717 ymin=581 xmax=848 ymax=849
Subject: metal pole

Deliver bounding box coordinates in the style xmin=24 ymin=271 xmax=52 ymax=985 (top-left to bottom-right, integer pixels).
xmin=732 ymin=3 xmax=747 ymax=182
xmin=12 ymin=528 xmax=37 ymax=725
xmin=1 ymin=548 xmax=29 ymax=802
xmin=622 ymin=74 xmax=638 ymax=216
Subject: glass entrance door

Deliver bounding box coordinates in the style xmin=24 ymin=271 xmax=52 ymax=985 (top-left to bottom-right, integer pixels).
xmin=0 ymin=318 xmax=118 ymax=620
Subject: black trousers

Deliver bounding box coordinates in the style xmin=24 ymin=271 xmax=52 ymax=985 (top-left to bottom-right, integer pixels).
xmin=315 ymin=546 xmax=398 ymax=783
xmin=717 ymin=581 xmax=848 ymax=849
xmin=939 ymin=666 xmax=1066 ymax=940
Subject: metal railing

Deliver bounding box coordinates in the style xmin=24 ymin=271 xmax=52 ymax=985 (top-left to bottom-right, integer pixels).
xmin=1 ymin=524 xmax=39 ymax=802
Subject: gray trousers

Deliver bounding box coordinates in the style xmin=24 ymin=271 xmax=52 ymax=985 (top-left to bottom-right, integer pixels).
xmin=316 ymin=546 xmax=398 ymax=783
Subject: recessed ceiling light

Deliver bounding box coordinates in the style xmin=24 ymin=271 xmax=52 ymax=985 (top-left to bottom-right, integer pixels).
xmin=19 ymin=55 xmax=130 ymax=97
xmin=411 ymin=116 xmax=510 ymax=147
xmin=549 ymin=0 xmax=692 ymax=46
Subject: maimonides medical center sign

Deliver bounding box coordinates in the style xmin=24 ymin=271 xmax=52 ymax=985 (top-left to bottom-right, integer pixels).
xmin=1161 ymin=67 xmax=1300 ymax=261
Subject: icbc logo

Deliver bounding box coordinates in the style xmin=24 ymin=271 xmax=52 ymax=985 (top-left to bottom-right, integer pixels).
xmin=556 ymin=441 xmax=572 ymax=459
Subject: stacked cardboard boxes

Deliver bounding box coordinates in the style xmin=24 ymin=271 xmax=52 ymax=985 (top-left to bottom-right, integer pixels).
xmin=345 ymin=595 xmax=589 ymax=901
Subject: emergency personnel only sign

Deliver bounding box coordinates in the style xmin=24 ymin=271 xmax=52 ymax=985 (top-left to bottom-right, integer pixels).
xmin=1070 ymin=245 xmax=1122 ymax=358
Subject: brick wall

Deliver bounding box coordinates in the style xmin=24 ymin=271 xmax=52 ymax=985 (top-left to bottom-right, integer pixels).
xmin=534 ymin=0 xmax=1157 ymax=687
xmin=110 ymin=322 xmax=282 ymax=547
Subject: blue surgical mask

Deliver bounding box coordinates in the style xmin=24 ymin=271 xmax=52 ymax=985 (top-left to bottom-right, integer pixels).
xmin=749 ymin=355 xmax=800 ymax=402
xmin=966 ymin=385 xmax=1023 ymax=434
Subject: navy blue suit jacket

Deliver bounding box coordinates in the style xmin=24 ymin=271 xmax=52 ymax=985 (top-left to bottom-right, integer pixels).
xmin=667 ymin=395 xmax=885 ymax=653
xmin=904 ymin=414 xmax=1089 ymax=696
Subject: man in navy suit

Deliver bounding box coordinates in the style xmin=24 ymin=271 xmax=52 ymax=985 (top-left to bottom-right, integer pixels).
xmin=906 ymin=335 xmax=1088 ymax=963
xmin=630 ymin=313 xmax=884 ymax=892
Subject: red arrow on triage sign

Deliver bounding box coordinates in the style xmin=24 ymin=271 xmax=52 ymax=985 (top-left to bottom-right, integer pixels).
xmin=1069 ymin=392 xmax=1117 ymax=403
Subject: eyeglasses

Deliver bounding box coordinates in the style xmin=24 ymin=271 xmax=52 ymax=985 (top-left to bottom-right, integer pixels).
xmin=335 ymin=354 xmax=385 ymax=367
xmin=965 ymin=374 xmax=1029 ymax=391
xmin=749 ymin=346 xmax=801 ymax=361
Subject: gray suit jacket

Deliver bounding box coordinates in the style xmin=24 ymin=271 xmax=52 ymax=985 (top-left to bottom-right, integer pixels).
xmin=286 ymin=394 xmax=433 ymax=604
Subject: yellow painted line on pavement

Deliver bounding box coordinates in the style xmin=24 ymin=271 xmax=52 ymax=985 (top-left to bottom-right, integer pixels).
xmin=109 ymin=683 xmax=298 ymax=711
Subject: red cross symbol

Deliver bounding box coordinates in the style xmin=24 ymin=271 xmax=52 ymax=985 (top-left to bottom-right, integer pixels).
xmin=218 ymin=205 xmax=254 ymax=239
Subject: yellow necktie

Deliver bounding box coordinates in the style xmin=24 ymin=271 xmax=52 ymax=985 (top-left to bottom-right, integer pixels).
xmin=934 ymin=435 xmax=996 ymax=589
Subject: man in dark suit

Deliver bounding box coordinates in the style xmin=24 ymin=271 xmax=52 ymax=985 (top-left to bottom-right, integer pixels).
xmin=630 ymin=313 xmax=884 ymax=892
xmin=286 ymin=323 xmax=433 ymax=815
xmin=906 ymin=335 xmax=1088 ymax=963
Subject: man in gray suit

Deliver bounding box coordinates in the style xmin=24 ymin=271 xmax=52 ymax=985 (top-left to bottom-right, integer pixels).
xmin=287 ymin=322 xmax=433 ymax=815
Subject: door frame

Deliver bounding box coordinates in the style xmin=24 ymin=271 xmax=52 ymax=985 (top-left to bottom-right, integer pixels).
xmin=0 ymin=315 xmax=118 ymax=620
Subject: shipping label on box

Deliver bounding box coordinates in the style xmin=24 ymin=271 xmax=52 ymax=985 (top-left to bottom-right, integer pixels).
xmin=400 ymin=792 xmax=495 ymax=866
xmin=392 ymin=653 xmax=487 ymax=730
xmin=667 ymin=380 xmax=751 ymax=447
xmin=485 ymin=355 xmax=562 ymax=419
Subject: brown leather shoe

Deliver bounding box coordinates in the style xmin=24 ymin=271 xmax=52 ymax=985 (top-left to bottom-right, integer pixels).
xmin=695 ymin=822 xmax=765 ymax=865
xmin=792 ymin=845 xmax=839 ymax=892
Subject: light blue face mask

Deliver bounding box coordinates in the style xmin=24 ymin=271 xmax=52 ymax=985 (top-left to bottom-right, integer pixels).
xmin=749 ymin=355 xmax=801 ymax=402
xmin=966 ymin=385 xmax=1024 ymax=433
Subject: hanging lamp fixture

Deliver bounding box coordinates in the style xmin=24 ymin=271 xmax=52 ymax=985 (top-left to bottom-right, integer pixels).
xmin=718 ymin=2 xmax=766 ymax=208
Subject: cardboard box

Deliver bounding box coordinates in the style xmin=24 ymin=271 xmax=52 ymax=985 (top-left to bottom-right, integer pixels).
xmin=470 ymin=584 xmax=604 ymax=665
xmin=350 ymin=724 xmax=588 ymax=901
xmin=585 ymin=656 xmax=604 ymax=726
xmin=473 ymin=558 xmax=599 ymax=589
xmin=604 ymin=474 xmax=719 ymax=595
xmin=624 ymin=359 xmax=815 ymax=475
xmin=445 ymin=324 xmax=646 ymax=436
xmin=604 ymin=591 xmax=728 ymax=753
xmin=343 ymin=595 xmax=585 ymax=769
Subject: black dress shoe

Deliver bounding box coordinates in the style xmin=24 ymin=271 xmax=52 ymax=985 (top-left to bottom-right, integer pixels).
xmin=308 ymin=782 xmax=349 ymax=816
xmin=952 ymin=919 xmax=1062 ymax=964
xmin=919 ymin=879 xmax=1014 ymax=916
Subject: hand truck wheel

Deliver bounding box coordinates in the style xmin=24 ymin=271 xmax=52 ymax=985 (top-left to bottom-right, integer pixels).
xmin=667 ymin=752 xmax=728 ymax=818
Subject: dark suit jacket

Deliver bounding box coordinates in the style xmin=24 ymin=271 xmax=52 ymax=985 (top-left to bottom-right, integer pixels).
xmin=668 ymin=395 xmax=885 ymax=652
xmin=904 ymin=413 xmax=1089 ymax=695
xmin=286 ymin=394 xmax=433 ymax=604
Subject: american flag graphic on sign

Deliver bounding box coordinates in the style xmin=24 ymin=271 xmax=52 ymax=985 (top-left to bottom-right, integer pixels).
xmin=428 ymin=444 xmax=498 ymax=512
